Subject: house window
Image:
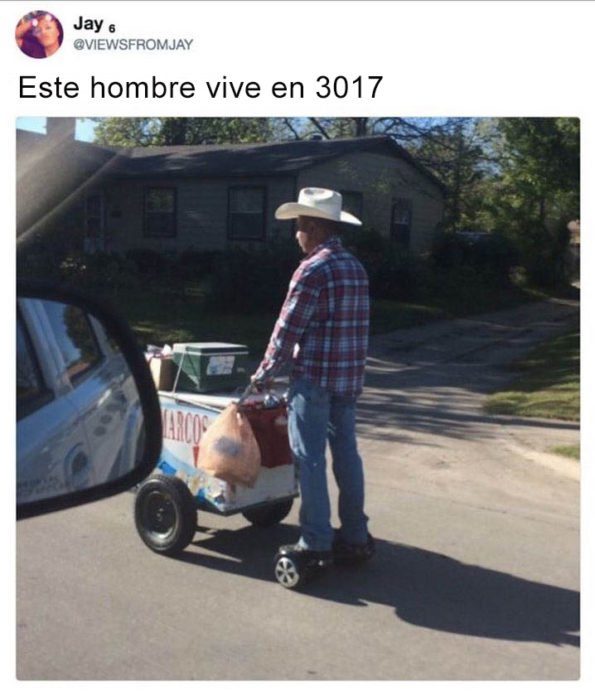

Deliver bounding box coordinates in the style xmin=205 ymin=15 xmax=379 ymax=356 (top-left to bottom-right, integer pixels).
xmin=342 ymin=191 xmax=364 ymax=221
xmin=228 ymin=187 xmax=266 ymax=241
xmin=144 ymin=187 xmax=177 ymax=238
xmin=391 ymin=198 xmax=413 ymax=249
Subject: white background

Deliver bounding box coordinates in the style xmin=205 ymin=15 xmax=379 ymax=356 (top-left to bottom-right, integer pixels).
xmin=2 ymin=1 xmax=591 ymax=698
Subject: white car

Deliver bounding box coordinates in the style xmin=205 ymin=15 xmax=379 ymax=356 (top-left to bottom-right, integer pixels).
xmin=17 ymin=295 xmax=148 ymax=509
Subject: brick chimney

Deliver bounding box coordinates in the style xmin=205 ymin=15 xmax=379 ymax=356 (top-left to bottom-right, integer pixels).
xmin=46 ymin=117 xmax=76 ymax=142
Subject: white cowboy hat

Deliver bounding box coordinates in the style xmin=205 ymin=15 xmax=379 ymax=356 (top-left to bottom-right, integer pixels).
xmin=275 ymin=187 xmax=362 ymax=226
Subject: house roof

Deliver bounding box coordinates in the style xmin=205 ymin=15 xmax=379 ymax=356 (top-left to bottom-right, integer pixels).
xmin=113 ymin=135 xmax=446 ymax=192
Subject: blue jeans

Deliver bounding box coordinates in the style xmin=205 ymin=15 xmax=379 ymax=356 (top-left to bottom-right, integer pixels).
xmin=287 ymin=376 xmax=369 ymax=551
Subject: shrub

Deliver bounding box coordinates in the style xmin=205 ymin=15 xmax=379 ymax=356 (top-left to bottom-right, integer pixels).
xmin=124 ymin=248 xmax=172 ymax=277
xmin=430 ymin=233 xmax=467 ymax=270
xmin=17 ymin=247 xmax=62 ymax=283
xmin=518 ymin=219 xmax=571 ymax=289
xmin=492 ymin=212 xmax=575 ymax=290
xmin=341 ymin=227 xmax=391 ymax=274
xmin=341 ymin=227 xmax=433 ymax=301
xmin=177 ymin=250 xmax=226 ymax=281
xmin=430 ymin=232 xmax=518 ymax=285
xmin=369 ymin=250 xmax=431 ymax=301
xmin=53 ymin=251 xmax=140 ymax=294
xmin=198 ymin=240 xmax=301 ymax=313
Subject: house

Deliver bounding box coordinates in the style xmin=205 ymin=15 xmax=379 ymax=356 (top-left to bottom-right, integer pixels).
xmin=17 ymin=119 xmax=445 ymax=255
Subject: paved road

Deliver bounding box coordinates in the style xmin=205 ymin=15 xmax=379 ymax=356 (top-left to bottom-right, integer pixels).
xmin=16 ymin=299 xmax=580 ymax=680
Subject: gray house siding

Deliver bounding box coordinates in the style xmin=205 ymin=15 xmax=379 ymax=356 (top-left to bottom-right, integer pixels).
xmin=298 ymin=152 xmax=444 ymax=253
xmin=103 ymin=175 xmax=296 ymax=253
xmin=35 ymin=137 xmax=444 ymax=255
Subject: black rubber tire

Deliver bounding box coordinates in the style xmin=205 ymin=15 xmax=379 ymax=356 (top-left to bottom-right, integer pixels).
xmin=242 ymin=499 xmax=293 ymax=527
xmin=134 ymin=474 xmax=197 ymax=555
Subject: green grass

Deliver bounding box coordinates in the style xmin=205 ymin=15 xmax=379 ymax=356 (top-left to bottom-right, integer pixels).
xmin=484 ymin=327 xmax=579 ymax=421
xmin=368 ymin=299 xmax=446 ymax=334
xmin=114 ymin=283 xmax=548 ymax=360
xmin=551 ymin=444 xmax=580 ymax=460
xmin=425 ymin=284 xmax=544 ymax=318
xmin=372 ymin=283 xmax=544 ymax=334
xmin=117 ymin=292 xmax=450 ymax=357
xmin=115 ymin=291 xmax=277 ymax=357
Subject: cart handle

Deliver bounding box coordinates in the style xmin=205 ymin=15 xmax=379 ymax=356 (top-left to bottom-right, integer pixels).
xmin=236 ymin=380 xmax=285 ymax=407
xmin=237 ymin=383 xmax=256 ymax=406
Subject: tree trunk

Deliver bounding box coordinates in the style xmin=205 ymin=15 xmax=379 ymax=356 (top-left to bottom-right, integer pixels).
xmin=448 ymin=124 xmax=464 ymax=233
xmin=354 ymin=118 xmax=369 ymax=137
xmin=539 ymin=197 xmax=546 ymax=226
xmin=164 ymin=118 xmax=189 ymax=145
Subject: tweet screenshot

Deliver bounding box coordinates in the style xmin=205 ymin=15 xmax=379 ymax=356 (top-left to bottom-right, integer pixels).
xmin=5 ymin=0 xmax=592 ymax=692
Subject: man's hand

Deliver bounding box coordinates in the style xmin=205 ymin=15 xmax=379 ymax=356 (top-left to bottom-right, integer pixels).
xmin=250 ymin=375 xmax=274 ymax=392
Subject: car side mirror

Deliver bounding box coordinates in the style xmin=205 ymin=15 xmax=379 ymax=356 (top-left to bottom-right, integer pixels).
xmin=17 ymin=281 xmax=162 ymax=519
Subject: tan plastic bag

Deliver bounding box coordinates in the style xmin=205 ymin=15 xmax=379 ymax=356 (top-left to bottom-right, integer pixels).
xmin=198 ymin=403 xmax=262 ymax=487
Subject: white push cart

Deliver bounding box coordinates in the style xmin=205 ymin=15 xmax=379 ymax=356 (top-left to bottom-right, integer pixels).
xmin=134 ymin=344 xmax=299 ymax=573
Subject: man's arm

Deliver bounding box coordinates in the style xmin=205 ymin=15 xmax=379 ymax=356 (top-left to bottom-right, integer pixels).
xmin=252 ymin=266 xmax=321 ymax=385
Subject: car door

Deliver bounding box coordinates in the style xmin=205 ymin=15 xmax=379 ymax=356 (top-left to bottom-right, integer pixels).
xmin=38 ymin=300 xmax=132 ymax=487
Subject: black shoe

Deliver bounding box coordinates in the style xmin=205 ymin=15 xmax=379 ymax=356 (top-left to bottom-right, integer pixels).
xmin=332 ymin=532 xmax=375 ymax=565
xmin=277 ymin=543 xmax=333 ymax=568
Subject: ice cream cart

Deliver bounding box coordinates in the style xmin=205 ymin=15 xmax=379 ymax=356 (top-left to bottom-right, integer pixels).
xmin=134 ymin=343 xmax=300 ymax=566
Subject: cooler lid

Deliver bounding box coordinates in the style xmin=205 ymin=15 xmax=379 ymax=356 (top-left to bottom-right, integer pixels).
xmin=173 ymin=342 xmax=249 ymax=355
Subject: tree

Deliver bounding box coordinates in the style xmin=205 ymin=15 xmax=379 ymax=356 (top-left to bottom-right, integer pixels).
xmin=92 ymin=118 xmax=161 ymax=147
xmin=94 ymin=117 xmax=274 ymax=147
xmin=413 ymin=118 xmax=490 ymax=233
xmin=496 ymin=118 xmax=579 ymax=225
xmin=483 ymin=118 xmax=580 ymax=287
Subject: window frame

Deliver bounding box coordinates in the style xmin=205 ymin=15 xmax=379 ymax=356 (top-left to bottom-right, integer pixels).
xmin=391 ymin=197 xmax=413 ymax=249
xmin=41 ymin=301 xmax=105 ymax=388
xmin=66 ymin=324 xmax=106 ymax=388
xmin=341 ymin=190 xmax=364 ymax=221
xmin=17 ymin=311 xmax=54 ymax=421
xmin=65 ymin=312 xmax=104 ymax=388
xmin=227 ymin=185 xmax=267 ymax=242
xmin=143 ymin=186 xmax=178 ymax=239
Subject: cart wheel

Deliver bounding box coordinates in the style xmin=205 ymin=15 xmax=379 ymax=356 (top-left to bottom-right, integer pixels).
xmin=134 ymin=474 xmax=197 ymax=556
xmin=242 ymin=499 xmax=293 ymax=527
xmin=274 ymin=553 xmax=305 ymax=589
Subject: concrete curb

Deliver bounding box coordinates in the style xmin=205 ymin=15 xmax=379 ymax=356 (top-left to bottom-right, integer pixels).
xmin=505 ymin=441 xmax=580 ymax=481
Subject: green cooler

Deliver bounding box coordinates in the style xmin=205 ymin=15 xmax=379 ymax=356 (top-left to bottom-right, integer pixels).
xmin=172 ymin=342 xmax=249 ymax=393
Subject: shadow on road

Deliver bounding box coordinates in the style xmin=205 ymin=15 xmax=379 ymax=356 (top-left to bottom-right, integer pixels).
xmin=177 ymin=524 xmax=579 ymax=648
xmin=356 ymin=357 xmax=579 ymax=445
xmin=355 ymin=299 xmax=580 ymax=445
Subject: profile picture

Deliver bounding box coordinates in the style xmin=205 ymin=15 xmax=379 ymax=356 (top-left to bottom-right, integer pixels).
xmin=15 ymin=11 xmax=64 ymax=58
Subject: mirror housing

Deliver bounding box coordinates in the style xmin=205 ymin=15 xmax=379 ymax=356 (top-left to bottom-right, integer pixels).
xmin=17 ymin=280 xmax=162 ymax=519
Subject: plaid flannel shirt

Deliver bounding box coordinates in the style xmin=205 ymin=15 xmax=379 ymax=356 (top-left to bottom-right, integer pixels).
xmin=254 ymin=237 xmax=369 ymax=396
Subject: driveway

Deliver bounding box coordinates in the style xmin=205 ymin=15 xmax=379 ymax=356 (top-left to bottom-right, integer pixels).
xmin=16 ymin=298 xmax=580 ymax=680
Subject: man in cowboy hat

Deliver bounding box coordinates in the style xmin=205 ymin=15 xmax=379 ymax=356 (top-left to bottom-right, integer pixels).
xmin=252 ymin=187 xmax=374 ymax=570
